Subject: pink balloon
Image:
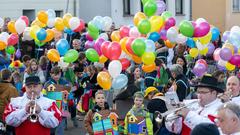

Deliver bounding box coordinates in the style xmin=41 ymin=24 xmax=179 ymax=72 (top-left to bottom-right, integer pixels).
xmin=229 ymin=55 xmax=240 ymax=66
xmin=120 ymin=26 xmax=130 ymax=38
xmin=85 ymin=40 xmax=95 ymax=49
xmin=101 ymin=41 xmax=111 ymax=58
xmin=193 ymin=63 xmax=207 ymax=77
xmin=213 ymin=48 xmax=221 ymax=61
xmin=20 ymin=16 xmax=29 ymax=26
xmin=129 ymin=27 xmax=141 ymax=38
xmin=194 ymin=22 xmax=210 ymax=37
xmin=196 ymin=59 xmax=208 ymax=68
xmin=164 ymin=17 xmax=176 ymax=30
xmin=86 ymin=33 xmax=94 ymax=41
xmin=107 ymin=42 xmax=121 ymax=60
xmin=94 ymin=38 xmax=105 ymax=55
xmin=8 ymin=33 xmax=19 ymax=46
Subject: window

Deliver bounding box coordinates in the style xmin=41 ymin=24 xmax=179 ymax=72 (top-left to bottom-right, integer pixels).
xmin=22 ymin=10 xmax=35 ymax=23
xmin=233 ymin=0 xmax=240 ymax=12
xmin=55 ymin=10 xmax=63 ymax=17
xmin=123 ymin=0 xmax=131 ymax=15
xmin=175 ymin=0 xmax=184 ymax=15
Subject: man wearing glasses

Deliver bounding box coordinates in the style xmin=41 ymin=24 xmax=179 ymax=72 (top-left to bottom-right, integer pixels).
xmin=165 ymin=75 xmax=224 ymax=134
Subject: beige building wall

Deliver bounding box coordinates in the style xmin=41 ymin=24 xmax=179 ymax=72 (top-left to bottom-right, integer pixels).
xmin=192 ymin=0 xmax=226 ymax=32
xmin=225 ymin=0 xmax=240 ymax=30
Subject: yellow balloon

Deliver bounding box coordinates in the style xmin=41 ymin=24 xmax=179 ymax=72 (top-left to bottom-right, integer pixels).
xmin=133 ymin=12 xmax=147 ymax=26
xmin=142 ymin=52 xmax=155 ymax=65
xmin=30 ymin=25 xmax=41 ymax=39
xmin=120 ymin=37 xmax=132 ymax=56
xmin=43 ymin=29 xmax=55 ymax=42
xmin=226 ymin=62 xmax=235 ymax=71
xmin=199 ymin=47 xmax=208 ymax=55
xmin=63 ymin=13 xmax=72 ymax=28
xmin=31 ymin=19 xmax=46 ymax=28
xmin=99 ymin=55 xmax=108 ymax=64
xmin=149 ymin=16 xmax=163 ymax=32
xmin=7 ymin=21 xmax=17 ymax=34
xmin=54 ymin=17 xmax=64 ymax=31
xmin=0 ymin=41 xmax=7 ymax=50
xmin=199 ymin=32 xmax=212 ymax=45
xmin=189 ymin=48 xmax=199 ymax=58
xmin=37 ymin=10 xmax=48 ymax=24
xmin=111 ymin=31 xmax=121 ymax=42
xmin=47 ymin=49 xmax=60 ymax=62
xmin=97 ymin=71 xmax=112 ymax=90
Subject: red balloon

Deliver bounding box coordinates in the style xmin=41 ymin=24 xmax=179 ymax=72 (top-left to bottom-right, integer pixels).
xmin=126 ymin=37 xmax=135 ymax=55
xmin=120 ymin=26 xmax=130 ymax=38
xmin=101 ymin=41 xmax=110 ymax=58
xmin=120 ymin=58 xmax=130 ymax=70
xmin=8 ymin=33 xmax=19 ymax=46
xmin=20 ymin=16 xmax=29 ymax=26
xmin=196 ymin=59 xmax=207 ymax=68
xmin=229 ymin=55 xmax=240 ymax=66
xmin=74 ymin=19 xmax=85 ymax=32
xmin=107 ymin=42 xmax=121 ymax=60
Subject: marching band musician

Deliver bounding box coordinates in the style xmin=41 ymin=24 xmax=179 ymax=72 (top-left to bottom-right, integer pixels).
xmin=3 ymin=76 xmax=62 ymax=135
xmin=165 ymin=75 xmax=223 ymax=135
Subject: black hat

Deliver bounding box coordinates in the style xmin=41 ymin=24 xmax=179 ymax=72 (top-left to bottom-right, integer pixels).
xmin=25 ymin=76 xmax=40 ymax=86
xmin=194 ymin=75 xmax=224 ymax=93
xmin=191 ymin=123 xmax=220 ymax=135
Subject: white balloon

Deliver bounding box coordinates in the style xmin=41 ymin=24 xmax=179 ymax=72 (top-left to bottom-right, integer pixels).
xmin=0 ymin=18 xmax=4 ymax=27
xmin=176 ymin=34 xmax=187 ymax=44
xmin=196 ymin=18 xmax=207 ymax=24
xmin=58 ymin=57 xmax=69 ymax=69
xmin=15 ymin=19 xmax=26 ymax=34
xmin=93 ymin=16 xmax=104 ymax=30
xmin=167 ymin=27 xmax=178 ymax=42
xmin=23 ymin=27 xmax=33 ymax=41
xmin=129 ymin=27 xmax=141 ymax=38
xmin=103 ymin=16 xmax=113 ymax=31
xmin=231 ymin=26 xmax=240 ymax=33
xmin=47 ymin=9 xmax=56 ymax=19
xmin=69 ymin=17 xmax=80 ymax=30
xmin=0 ymin=32 xmax=9 ymax=44
xmin=99 ymin=33 xmax=109 ymax=40
xmin=108 ymin=60 xmax=122 ymax=78
xmin=145 ymin=39 xmax=156 ymax=52
xmin=47 ymin=18 xmax=55 ymax=28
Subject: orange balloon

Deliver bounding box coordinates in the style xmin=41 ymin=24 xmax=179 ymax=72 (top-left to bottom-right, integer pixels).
xmin=0 ymin=41 xmax=7 ymax=50
xmin=7 ymin=21 xmax=17 ymax=34
xmin=43 ymin=29 xmax=55 ymax=42
xmin=54 ymin=18 xmax=64 ymax=31
xmin=111 ymin=31 xmax=121 ymax=42
xmin=133 ymin=12 xmax=147 ymax=26
xmin=63 ymin=13 xmax=72 ymax=28
xmin=142 ymin=63 xmax=156 ymax=73
xmin=164 ymin=40 xmax=175 ymax=48
xmin=37 ymin=10 xmax=48 ymax=24
xmin=31 ymin=19 xmax=46 ymax=28
xmin=97 ymin=71 xmax=112 ymax=90
xmin=99 ymin=55 xmax=108 ymax=64
xmin=120 ymin=37 xmax=131 ymax=56
xmin=131 ymin=55 xmax=142 ymax=64
xmin=47 ymin=49 xmax=60 ymax=62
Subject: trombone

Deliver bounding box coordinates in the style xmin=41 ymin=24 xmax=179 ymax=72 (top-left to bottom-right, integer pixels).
xmin=29 ymin=92 xmax=38 ymax=123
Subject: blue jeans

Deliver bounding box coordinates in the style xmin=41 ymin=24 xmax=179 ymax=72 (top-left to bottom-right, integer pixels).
xmin=55 ymin=117 xmax=67 ymax=135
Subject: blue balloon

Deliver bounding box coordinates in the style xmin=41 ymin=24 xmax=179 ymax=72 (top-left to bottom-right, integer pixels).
xmin=229 ymin=32 xmax=240 ymax=48
xmin=148 ymin=32 xmax=160 ymax=42
xmin=145 ymin=39 xmax=156 ymax=52
xmin=36 ymin=28 xmax=47 ymax=41
xmin=64 ymin=28 xmax=74 ymax=35
xmin=112 ymin=74 xmax=128 ymax=90
xmin=56 ymin=39 xmax=70 ymax=56
xmin=211 ymin=27 xmax=220 ymax=41
xmin=186 ymin=38 xmax=196 ymax=48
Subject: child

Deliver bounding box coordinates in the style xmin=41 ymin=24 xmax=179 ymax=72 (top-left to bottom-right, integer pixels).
xmin=124 ymin=91 xmax=153 ymax=135
xmin=84 ymin=90 xmax=119 ymax=135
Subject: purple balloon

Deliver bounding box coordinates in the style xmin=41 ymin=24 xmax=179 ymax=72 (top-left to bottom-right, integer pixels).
xmin=160 ymin=29 xmax=167 ymax=40
xmin=86 ymin=33 xmax=94 ymax=41
xmin=192 ymin=63 xmax=207 ymax=77
xmin=222 ymin=31 xmax=230 ymax=42
xmin=194 ymin=22 xmax=210 ymax=37
xmin=219 ymin=48 xmax=232 ymax=61
xmin=156 ymin=0 xmax=166 ymax=15
xmin=207 ymin=43 xmax=215 ymax=55
xmin=85 ymin=40 xmax=95 ymax=49
xmin=229 ymin=54 xmax=240 ymax=66
xmin=164 ymin=17 xmax=176 ymax=30
xmin=94 ymin=38 xmax=105 ymax=55
xmin=15 ymin=49 xmax=21 ymax=59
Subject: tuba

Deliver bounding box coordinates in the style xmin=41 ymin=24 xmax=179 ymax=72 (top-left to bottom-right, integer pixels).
xmin=29 ymin=92 xmax=38 ymax=123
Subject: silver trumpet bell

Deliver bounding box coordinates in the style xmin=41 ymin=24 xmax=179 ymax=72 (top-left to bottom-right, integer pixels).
xmin=29 ymin=92 xmax=38 ymax=123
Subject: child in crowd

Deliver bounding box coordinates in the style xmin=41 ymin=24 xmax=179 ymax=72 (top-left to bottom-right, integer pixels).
xmin=124 ymin=91 xmax=153 ymax=135
xmin=84 ymin=90 xmax=119 ymax=135
xmin=12 ymin=71 xmax=23 ymax=96
xmin=39 ymin=55 xmax=48 ymax=79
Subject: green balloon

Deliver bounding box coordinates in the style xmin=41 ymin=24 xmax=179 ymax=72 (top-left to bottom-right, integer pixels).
xmin=6 ymin=46 xmax=15 ymax=54
xmin=35 ymin=39 xmax=45 ymax=47
xmin=63 ymin=49 xmax=79 ymax=63
xmin=144 ymin=1 xmax=157 ymax=17
xmin=86 ymin=48 xmax=99 ymax=62
xmin=161 ymin=11 xmax=172 ymax=21
xmin=88 ymin=30 xmax=99 ymax=40
xmin=141 ymin=0 xmax=154 ymax=5
xmin=131 ymin=39 xmax=146 ymax=57
xmin=179 ymin=20 xmax=194 ymax=37
xmin=88 ymin=21 xmax=99 ymax=33
xmin=138 ymin=19 xmax=151 ymax=34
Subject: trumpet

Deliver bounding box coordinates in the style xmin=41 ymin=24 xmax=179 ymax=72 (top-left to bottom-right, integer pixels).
xmin=29 ymin=92 xmax=38 ymax=123
xmin=154 ymin=100 xmax=199 ymax=124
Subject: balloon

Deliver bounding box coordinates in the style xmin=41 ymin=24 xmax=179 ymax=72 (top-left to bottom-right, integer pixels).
xmin=142 ymin=52 xmax=155 ymax=65
xmin=36 ymin=28 xmax=47 ymax=41
xmin=63 ymin=13 xmax=72 ymax=28
xmin=35 ymin=39 xmax=45 ymax=47
xmin=43 ymin=29 xmax=55 ymax=42
xmin=193 ymin=63 xmax=207 ymax=77
xmin=99 ymin=33 xmax=109 ymax=41
xmin=15 ymin=19 xmax=26 ymax=34
xmin=111 ymin=31 xmax=121 ymax=42
xmin=69 ymin=17 xmax=80 ymax=30
xmin=112 ymin=74 xmax=128 ymax=90
xmin=211 ymin=27 xmax=220 ymax=41
xmin=56 ymin=39 xmax=70 ymax=56
xmin=7 ymin=33 xmax=18 ymax=46
xmin=149 ymin=16 xmax=163 ymax=32
xmin=74 ymin=19 xmax=85 ymax=32
xmin=120 ymin=37 xmax=131 ymax=56
xmin=129 ymin=27 xmax=141 ymax=38
xmin=133 ymin=12 xmax=147 ymax=26
xmin=126 ymin=37 xmax=136 ymax=55
xmin=167 ymin=27 xmax=178 ymax=42
xmin=0 ymin=41 xmax=6 ymax=50
xmin=6 ymin=46 xmax=15 ymax=54
xmin=229 ymin=55 xmax=240 ymax=66
xmin=231 ymin=26 xmax=240 ymax=33
xmin=63 ymin=49 xmax=79 ymax=63
xmin=93 ymin=16 xmax=104 ymax=30
xmin=47 ymin=18 xmax=55 ymax=28
xmin=23 ymin=27 xmax=32 ymax=41
xmin=101 ymin=41 xmax=110 ymax=58
xmin=46 ymin=9 xmax=56 ymax=18
xmin=160 ymin=29 xmax=167 ymax=40
xmin=161 ymin=11 xmax=172 ymax=21
xmin=0 ymin=18 xmax=4 ymax=27
xmin=229 ymin=32 xmax=240 ymax=47
xmin=31 ymin=19 xmax=46 ymax=28
xmin=199 ymin=31 xmax=212 ymax=45
xmin=37 ymin=10 xmax=48 ymax=24
xmin=54 ymin=17 xmax=64 ymax=31
xmin=0 ymin=32 xmax=9 ymax=45
xmin=120 ymin=26 xmax=130 ymax=38
xmin=199 ymin=47 xmax=208 ymax=56
xmin=176 ymin=34 xmax=187 ymax=44
xmin=222 ymin=31 xmax=230 ymax=42
xmin=108 ymin=42 xmax=121 ymax=60
xmin=218 ymin=59 xmax=227 ymax=67
xmin=131 ymin=54 xmax=142 ymax=64
xmin=142 ymin=63 xmax=156 ymax=73
xmin=213 ymin=48 xmax=221 ymax=61
xmin=207 ymin=43 xmax=215 ymax=55
xmin=15 ymin=49 xmax=21 ymax=58
xmin=194 ymin=22 xmax=210 ymax=37
xmin=196 ymin=59 xmax=207 ymax=68
xmin=85 ymin=48 xmax=99 ymax=62
xmin=196 ymin=18 xmax=207 ymax=24
xmin=102 ymin=16 xmax=113 ymax=31
xmin=58 ymin=57 xmax=69 ymax=69
xmin=179 ymin=20 xmax=194 ymax=37
xmin=145 ymin=39 xmax=156 ymax=52
xmin=99 ymin=55 xmax=108 ymax=64
xmin=189 ymin=48 xmax=199 ymax=58
xmin=97 ymin=71 xmax=112 ymax=90
xmin=226 ymin=62 xmax=235 ymax=71
xmin=164 ymin=17 xmax=176 ymax=30
xmin=94 ymin=38 xmax=105 ymax=56
xmin=88 ymin=21 xmax=99 ymax=33
xmin=88 ymin=30 xmax=99 ymax=40
xmin=131 ymin=38 xmax=146 ymax=56
xmin=120 ymin=58 xmax=130 ymax=70
xmin=148 ymin=32 xmax=160 ymax=42
xmin=164 ymin=40 xmax=175 ymax=48
xmin=108 ymin=60 xmax=122 ymax=78
xmin=220 ymin=48 xmax=232 ymax=61
xmin=156 ymin=0 xmax=166 ymax=15
xmin=222 ymin=43 xmax=235 ymax=54
xmin=186 ymin=38 xmax=196 ymax=48
xmin=138 ymin=19 xmax=151 ymax=34
xmin=47 ymin=49 xmax=60 ymax=62
xmin=7 ymin=21 xmax=17 ymax=34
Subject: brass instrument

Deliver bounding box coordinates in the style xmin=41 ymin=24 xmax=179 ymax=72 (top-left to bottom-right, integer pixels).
xmin=29 ymin=92 xmax=38 ymax=123
xmin=154 ymin=100 xmax=199 ymax=124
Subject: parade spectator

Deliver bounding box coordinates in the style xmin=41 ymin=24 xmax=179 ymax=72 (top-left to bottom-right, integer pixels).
xmin=191 ymin=123 xmax=220 ymax=135
xmin=12 ymin=71 xmax=23 ymax=96
xmin=72 ymin=39 xmax=81 ymax=52
xmin=212 ymin=70 xmax=226 ymax=91
xmin=22 ymin=55 xmax=31 ymax=68
xmin=3 ymin=76 xmax=61 ymax=135
xmin=39 ymin=56 xmax=48 ymax=79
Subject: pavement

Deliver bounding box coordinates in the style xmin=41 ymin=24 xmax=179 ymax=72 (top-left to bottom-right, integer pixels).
xmin=64 ymin=115 xmax=87 ymax=135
